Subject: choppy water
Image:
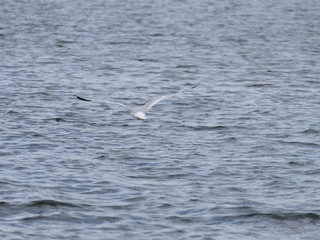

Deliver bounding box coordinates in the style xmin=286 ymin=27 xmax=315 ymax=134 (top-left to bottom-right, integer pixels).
xmin=1 ymin=0 xmax=320 ymax=239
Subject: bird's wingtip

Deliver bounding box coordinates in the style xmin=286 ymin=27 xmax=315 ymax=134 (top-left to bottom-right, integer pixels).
xmin=75 ymin=95 xmax=92 ymax=102
xmin=191 ymin=83 xmax=200 ymax=89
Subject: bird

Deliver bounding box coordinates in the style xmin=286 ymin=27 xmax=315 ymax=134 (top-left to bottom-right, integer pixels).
xmin=74 ymin=84 xmax=199 ymax=120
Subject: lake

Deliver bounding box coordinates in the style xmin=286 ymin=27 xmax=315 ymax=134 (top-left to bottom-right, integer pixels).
xmin=1 ymin=0 xmax=320 ymax=239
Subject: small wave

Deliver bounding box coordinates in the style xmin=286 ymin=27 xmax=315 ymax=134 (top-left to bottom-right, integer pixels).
xmin=37 ymin=61 xmax=61 ymax=65
xmin=56 ymin=40 xmax=78 ymax=45
xmin=277 ymin=140 xmax=319 ymax=147
xmin=236 ymin=212 xmax=320 ymax=221
xmin=287 ymin=160 xmax=311 ymax=166
xmin=22 ymin=214 xmax=78 ymax=222
xmin=44 ymin=117 xmax=67 ymax=122
xmin=22 ymin=214 xmax=120 ymax=223
xmin=0 ymin=201 xmax=10 ymax=206
xmin=166 ymin=216 xmax=198 ymax=223
xmin=27 ymin=199 xmax=81 ymax=208
xmin=31 ymin=133 xmax=45 ymax=137
xmin=225 ymin=137 xmax=237 ymax=142
xmin=6 ymin=110 xmax=19 ymax=115
xmin=134 ymin=58 xmax=158 ymax=62
xmin=175 ymin=64 xmax=198 ymax=69
xmin=305 ymin=169 xmax=320 ymax=175
xmin=247 ymin=83 xmax=274 ymax=88
xmin=0 ymin=200 xmax=83 ymax=212
xmin=184 ymin=125 xmax=228 ymax=131
xmin=302 ymin=129 xmax=320 ymax=134
xmin=0 ymin=151 xmax=14 ymax=157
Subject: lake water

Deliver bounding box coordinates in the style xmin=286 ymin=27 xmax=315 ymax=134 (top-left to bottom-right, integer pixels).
xmin=1 ymin=0 xmax=320 ymax=239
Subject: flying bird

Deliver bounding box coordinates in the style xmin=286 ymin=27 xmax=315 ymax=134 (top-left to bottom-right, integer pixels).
xmin=75 ymin=84 xmax=199 ymax=120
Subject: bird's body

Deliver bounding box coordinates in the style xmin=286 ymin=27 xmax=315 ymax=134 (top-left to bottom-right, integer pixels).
xmin=132 ymin=110 xmax=147 ymax=120
xmin=75 ymin=84 xmax=199 ymax=120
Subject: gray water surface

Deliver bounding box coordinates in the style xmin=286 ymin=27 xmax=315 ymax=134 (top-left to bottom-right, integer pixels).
xmin=1 ymin=0 xmax=320 ymax=239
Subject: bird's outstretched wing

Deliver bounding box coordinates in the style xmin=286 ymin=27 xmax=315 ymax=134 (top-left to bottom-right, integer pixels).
xmin=141 ymin=92 xmax=183 ymax=112
xmin=141 ymin=84 xmax=199 ymax=112
xmin=74 ymin=95 xmax=133 ymax=111
xmin=103 ymin=100 xmax=133 ymax=111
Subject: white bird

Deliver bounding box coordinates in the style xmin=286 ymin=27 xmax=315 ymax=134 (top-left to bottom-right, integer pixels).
xmin=75 ymin=84 xmax=199 ymax=120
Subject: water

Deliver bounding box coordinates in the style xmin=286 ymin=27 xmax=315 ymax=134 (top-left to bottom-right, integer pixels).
xmin=1 ymin=0 xmax=320 ymax=239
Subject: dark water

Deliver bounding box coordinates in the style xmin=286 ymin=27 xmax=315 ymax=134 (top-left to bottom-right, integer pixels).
xmin=1 ymin=0 xmax=320 ymax=239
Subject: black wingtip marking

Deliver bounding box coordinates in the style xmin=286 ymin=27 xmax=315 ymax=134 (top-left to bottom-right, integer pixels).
xmin=191 ymin=83 xmax=200 ymax=89
xmin=74 ymin=95 xmax=92 ymax=102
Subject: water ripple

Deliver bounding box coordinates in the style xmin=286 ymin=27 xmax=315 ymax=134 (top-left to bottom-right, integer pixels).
xmin=1 ymin=0 xmax=320 ymax=239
